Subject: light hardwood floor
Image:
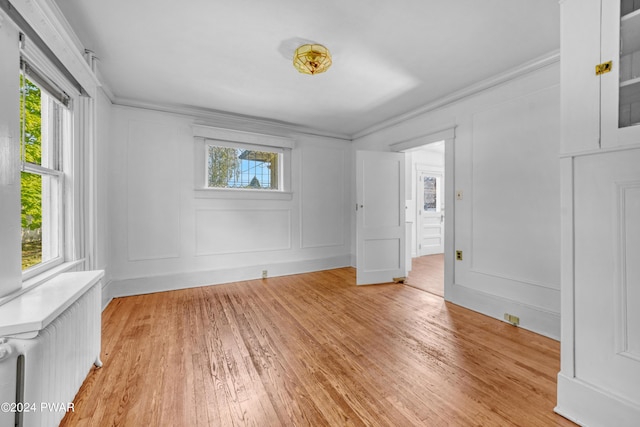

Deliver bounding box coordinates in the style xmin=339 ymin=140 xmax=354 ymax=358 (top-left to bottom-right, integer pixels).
xmin=406 ymin=254 xmax=444 ymax=297
xmin=61 ymin=268 xmax=575 ymax=426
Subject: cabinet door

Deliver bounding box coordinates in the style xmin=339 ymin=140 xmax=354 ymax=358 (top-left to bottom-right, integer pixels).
xmin=601 ymin=0 xmax=640 ymax=147
xmin=574 ymin=148 xmax=640 ymax=409
xmin=561 ymin=0 xmax=602 ymax=154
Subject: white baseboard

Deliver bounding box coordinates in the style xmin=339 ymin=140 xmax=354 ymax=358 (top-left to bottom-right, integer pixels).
xmin=101 ymin=279 xmax=113 ymax=311
xmin=555 ymin=373 xmax=640 ymax=427
xmin=447 ymin=282 xmax=560 ymax=340
xmin=102 ymin=275 xmax=113 ymax=311
xmin=104 ymin=255 xmax=351 ymax=302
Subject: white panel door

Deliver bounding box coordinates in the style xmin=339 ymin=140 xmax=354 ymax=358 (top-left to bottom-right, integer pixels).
xmin=356 ymin=151 xmax=405 ymax=285
xmin=417 ymin=171 xmax=444 ymax=256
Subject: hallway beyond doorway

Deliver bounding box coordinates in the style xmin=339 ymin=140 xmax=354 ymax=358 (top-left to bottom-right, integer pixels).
xmin=406 ymin=254 xmax=444 ymax=297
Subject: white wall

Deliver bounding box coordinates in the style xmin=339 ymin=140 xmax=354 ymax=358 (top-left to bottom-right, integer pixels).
xmin=104 ymin=105 xmax=351 ymax=301
xmin=352 ymin=61 xmax=562 ymax=339
xmin=95 ymin=88 xmax=112 ymax=304
xmin=0 ymin=12 xmax=21 ymax=298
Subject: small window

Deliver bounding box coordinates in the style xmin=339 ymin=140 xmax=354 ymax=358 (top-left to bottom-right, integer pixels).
xmin=20 ymin=74 xmax=67 ymax=274
xmin=193 ymin=126 xmax=292 ymax=199
xmin=206 ymin=143 xmax=282 ymax=191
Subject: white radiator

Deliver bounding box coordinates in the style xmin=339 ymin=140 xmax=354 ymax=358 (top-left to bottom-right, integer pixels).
xmin=0 ymin=272 xmax=103 ymax=427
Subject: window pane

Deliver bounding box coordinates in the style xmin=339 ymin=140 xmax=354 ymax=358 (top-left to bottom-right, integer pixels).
xmin=21 ymin=171 xmax=60 ymax=270
xmin=423 ymin=176 xmax=437 ymax=212
xmin=207 ymin=145 xmax=279 ymax=190
xmin=21 ymin=171 xmax=42 ymax=269
xmin=20 ymin=76 xmax=43 ymax=166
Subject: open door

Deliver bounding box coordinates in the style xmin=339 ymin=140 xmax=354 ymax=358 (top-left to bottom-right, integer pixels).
xmin=417 ymin=171 xmax=444 ymax=256
xmin=356 ymin=151 xmax=405 ymax=285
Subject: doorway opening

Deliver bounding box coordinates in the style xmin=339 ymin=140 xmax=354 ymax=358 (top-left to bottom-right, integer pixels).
xmin=403 ymin=140 xmax=445 ymax=297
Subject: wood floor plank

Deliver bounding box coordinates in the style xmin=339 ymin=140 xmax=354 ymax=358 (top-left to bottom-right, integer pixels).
xmin=406 ymin=254 xmax=445 ymax=297
xmin=60 ymin=268 xmax=575 ymax=426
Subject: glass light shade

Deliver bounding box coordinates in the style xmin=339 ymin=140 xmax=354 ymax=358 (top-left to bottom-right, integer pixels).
xmin=293 ymin=44 xmax=332 ymax=75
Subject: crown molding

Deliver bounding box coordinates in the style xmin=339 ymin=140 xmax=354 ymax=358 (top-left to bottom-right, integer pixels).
xmin=96 ymin=76 xmax=115 ymax=102
xmin=107 ymin=48 xmax=558 ymax=143
xmin=351 ymin=49 xmax=561 ymax=140
xmin=112 ymin=97 xmax=352 ymax=142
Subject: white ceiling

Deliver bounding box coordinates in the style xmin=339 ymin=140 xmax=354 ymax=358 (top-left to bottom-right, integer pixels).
xmin=54 ymin=0 xmax=559 ymax=138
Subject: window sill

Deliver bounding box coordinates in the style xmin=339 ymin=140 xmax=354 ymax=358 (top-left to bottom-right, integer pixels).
xmin=0 ymin=260 xmax=84 ymax=308
xmin=194 ymin=188 xmax=293 ymax=201
xmin=0 ymin=269 xmax=103 ymax=338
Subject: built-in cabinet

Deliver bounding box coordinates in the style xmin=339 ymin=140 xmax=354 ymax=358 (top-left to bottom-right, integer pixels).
xmin=558 ymin=0 xmax=640 ymax=425
xmin=601 ymin=0 xmax=640 ymax=147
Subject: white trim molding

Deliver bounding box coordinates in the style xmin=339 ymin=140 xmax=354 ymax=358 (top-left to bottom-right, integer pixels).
xmin=192 ymin=124 xmax=294 ymax=149
xmin=9 ymin=0 xmax=100 ymax=98
xmin=105 ymin=254 xmax=351 ymax=301
xmin=556 ymin=374 xmax=640 ymax=427
xmin=112 ymin=98 xmax=352 ymax=141
xmin=390 ymin=127 xmax=456 ymax=152
xmin=353 ymin=50 xmax=560 ymax=140
xmin=448 ymin=282 xmax=561 ymax=340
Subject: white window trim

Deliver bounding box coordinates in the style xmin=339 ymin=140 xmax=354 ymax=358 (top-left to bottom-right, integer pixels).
xmin=192 ymin=125 xmax=293 ymax=200
xmin=20 ymin=93 xmax=67 ymax=280
xmin=192 ymin=124 xmax=294 ymax=149
xmin=19 ymin=33 xmax=83 ymax=284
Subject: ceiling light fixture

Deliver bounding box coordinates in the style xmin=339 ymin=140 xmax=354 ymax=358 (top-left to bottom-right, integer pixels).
xmin=293 ymin=44 xmax=332 ymax=75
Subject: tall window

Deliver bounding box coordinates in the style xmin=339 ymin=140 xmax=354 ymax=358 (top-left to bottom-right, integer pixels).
xmin=206 ymin=144 xmax=281 ymax=190
xmin=19 ymin=71 xmax=67 ymax=274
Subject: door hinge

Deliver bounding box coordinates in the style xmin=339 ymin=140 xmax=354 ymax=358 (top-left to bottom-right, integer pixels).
xmin=595 ymin=61 xmax=612 ymax=76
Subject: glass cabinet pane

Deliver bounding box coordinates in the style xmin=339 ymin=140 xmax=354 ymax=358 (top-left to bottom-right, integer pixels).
xmin=622 ymin=0 xmax=640 ymax=15
xmin=620 ymin=0 xmax=640 ymax=128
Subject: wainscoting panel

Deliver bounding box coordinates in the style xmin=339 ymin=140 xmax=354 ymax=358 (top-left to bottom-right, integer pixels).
xmin=469 ymin=86 xmax=560 ymax=289
xmin=300 ymin=145 xmax=345 ymax=248
xmin=195 ymin=209 xmax=291 ymax=256
xmin=617 ymin=182 xmax=640 ymax=359
xmin=126 ymin=120 xmax=181 ymax=261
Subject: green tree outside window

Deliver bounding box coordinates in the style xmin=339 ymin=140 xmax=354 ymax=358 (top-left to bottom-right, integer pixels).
xmin=20 ymin=76 xmax=43 ymax=269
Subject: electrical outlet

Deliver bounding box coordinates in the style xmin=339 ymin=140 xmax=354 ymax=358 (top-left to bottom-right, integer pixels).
xmin=504 ymin=313 xmax=520 ymax=326
xmin=262 ymin=270 xmax=268 ymax=279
